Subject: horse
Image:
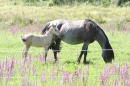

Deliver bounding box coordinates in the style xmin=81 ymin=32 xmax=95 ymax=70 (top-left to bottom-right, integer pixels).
xmin=21 ymin=24 xmax=60 ymax=63
xmin=42 ymin=19 xmax=114 ymax=64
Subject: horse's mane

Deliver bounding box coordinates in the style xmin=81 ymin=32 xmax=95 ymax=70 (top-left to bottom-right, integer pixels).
xmin=42 ymin=22 xmax=50 ymax=34
xmin=94 ymin=21 xmax=114 ymax=61
xmin=85 ymin=19 xmax=110 ymax=49
xmin=97 ymin=25 xmax=111 ymax=49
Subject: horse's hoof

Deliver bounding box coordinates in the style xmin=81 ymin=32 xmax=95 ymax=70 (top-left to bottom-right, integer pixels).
xmin=83 ymin=61 xmax=87 ymax=64
xmin=103 ymin=58 xmax=112 ymax=63
xmin=43 ymin=61 xmax=46 ymax=64
xmin=77 ymin=60 xmax=80 ymax=64
xmin=54 ymin=60 xmax=59 ymax=64
xmin=55 ymin=60 xmax=57 ymax=62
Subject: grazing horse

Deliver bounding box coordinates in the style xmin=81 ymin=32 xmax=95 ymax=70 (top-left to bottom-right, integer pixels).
xmin=42 ymin=19 xmax=114 ymax=64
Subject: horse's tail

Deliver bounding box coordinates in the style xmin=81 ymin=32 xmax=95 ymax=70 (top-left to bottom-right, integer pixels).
xmin=21 ymin=36 xmax=26 ymax=42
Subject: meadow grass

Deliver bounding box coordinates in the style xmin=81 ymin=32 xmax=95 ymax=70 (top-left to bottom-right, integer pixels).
xmin=0 ymin=4 xmax=130 ymax=25
xmin=0 ymin=4 xmax=130 ymax=86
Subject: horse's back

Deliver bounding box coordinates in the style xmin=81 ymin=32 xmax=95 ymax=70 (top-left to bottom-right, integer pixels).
xmin=58 ymin=20 xmax=86 ymax=44
xmin=58 ymin=19 xmax=97 ymax=44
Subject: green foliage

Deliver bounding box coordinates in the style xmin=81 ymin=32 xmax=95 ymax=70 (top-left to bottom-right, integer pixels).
xmin=118 ymin=0 xmax=130 ymax=6
xmin=87 ymin=0 xmax=111 ymax=6
xmin=0 ymin=5 xmax=130 ymax=27
xmin=7 ymin=0 xmax=48 ymax=6
xmin=12 ymin=17 xmax=33 ymax=26
xmin=48 ymin=0 xmax=130 ymax=7
xmin=49 ymin=0 xmax=86 ymax=6
xmin=87 ymin=0 xmax=130 ymax=7
xmin=6 ymin=0 xmax=130 ymax=6
xmin=126 ymin=15 xmax=130 ymax=22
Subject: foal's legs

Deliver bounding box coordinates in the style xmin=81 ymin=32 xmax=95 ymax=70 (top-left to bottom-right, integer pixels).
xmin=22 ymin=45 xmax=30 ymax=58
xmin=77 ymin=42 xmax=89 ymax=64
xmin=43 ymin=47 xmax=49 ymax=64
xmin=52 ymin=39 xmax=61 ymax=62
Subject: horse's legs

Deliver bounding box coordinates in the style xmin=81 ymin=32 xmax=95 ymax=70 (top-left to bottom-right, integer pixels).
xmin=77 ymin=50 xmax=84 ymax=63
xmin=22 ymin=45 xmax=30 ymax=58
xmin=83 ymin=49 xmax=88 ymax=64
xmin=78 ymin=42 xmax=88 ymax=63
xmin=52 ymin=39 xmax=61 ymax=62
xmin=44 ymin=47 xmax=49 ymax=64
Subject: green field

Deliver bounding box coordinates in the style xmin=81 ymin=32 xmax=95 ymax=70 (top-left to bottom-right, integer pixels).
xmin=0 ymin=3 xmax=130 ymax=86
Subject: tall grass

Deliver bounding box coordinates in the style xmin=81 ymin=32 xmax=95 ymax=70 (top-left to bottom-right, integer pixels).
xmin=0 ymin=5 xmax=130 ymax=29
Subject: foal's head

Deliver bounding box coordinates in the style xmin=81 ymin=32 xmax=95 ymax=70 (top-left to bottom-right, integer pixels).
xmin=48 ymin=24 xmax=60 ymax=36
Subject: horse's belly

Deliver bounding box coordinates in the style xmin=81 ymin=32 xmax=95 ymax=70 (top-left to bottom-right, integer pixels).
xmin=60 ymin=26 xmax=84 ymax=44
xmin=61 ymin=36 xmax=83 ymax=44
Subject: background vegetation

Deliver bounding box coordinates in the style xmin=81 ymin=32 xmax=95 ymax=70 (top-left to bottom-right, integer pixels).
xmin=5 ymin=0 xmax=130 ymax=6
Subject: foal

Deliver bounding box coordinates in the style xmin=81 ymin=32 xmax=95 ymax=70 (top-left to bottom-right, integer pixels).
xmin=21 ymin=24 xmax=59 ymax=63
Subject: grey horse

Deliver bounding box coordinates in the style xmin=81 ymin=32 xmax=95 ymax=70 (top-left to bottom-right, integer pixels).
xmin=42 ymin=19 xmax=114 ymax=64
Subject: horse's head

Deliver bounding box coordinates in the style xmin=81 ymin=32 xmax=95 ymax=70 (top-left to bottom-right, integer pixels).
xmin=49 ymin=23 xmax=60 ymax=36
xmin=41 ymin=20 xmax=64 ymax=50
xmin=102 ymin=42 xmax=114 ymax=63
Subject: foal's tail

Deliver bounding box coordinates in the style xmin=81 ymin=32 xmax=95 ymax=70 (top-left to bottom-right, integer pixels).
xmin=21 ymin=36 xmax=26 ymax=42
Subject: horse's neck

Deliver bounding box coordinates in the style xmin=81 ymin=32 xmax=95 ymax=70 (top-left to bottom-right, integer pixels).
xmin=96 ymin=28 xmax=110 ymax=49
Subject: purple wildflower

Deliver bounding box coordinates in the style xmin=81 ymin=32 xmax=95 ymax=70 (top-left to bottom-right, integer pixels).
xmin=22 ymin=77 xmax=29 ymax=86
xmin=50 ymin=71 xmax=56 ymax=80
xmin=4 ymin=70 xmax=11 ymax=85
xmin=26 ymin=29 xmax=28 ymax=34
xmin=0 ymin=62 xmax=3 ymax=80
xmin=82 ymin=71 xmax=85 ymax=83
xmin=32 ymin=64 xmax=37 ymax=75
xmin=76 ymin=68 xmax=81 ymax=76
xmin=71 ymin=73 xmax=75 ymax=82
xmin=62 ymin=72 xmax=69 ymax=84
xmin=39 ymin=55 xmax=44 ymax=63
xmin=28 ymin=55 xmax=33 ymax=63
xmin=11 ymin=56 xmax=15 ymax=71
xmin=41 ymin=71 xmax=46 ymax=83
xmin=20 ymin=67 xmax=26 ymax=76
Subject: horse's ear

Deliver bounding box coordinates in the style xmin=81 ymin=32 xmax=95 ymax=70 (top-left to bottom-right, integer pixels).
xmin=52 ymin=23 xmax=57 ymax=27
xmin=52 ymin=24 xmax=55 ymax=27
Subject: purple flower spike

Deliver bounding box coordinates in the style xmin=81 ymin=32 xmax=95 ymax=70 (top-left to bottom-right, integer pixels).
xmin=26 ymin=29 xmax=28 ymax=34
xmin=32 ymin=64 xmax=37 ymax=75
xmin=76 ymin=68 xmax=81 ymax=76
xmin=41 ymin=71 xmax=46 ymax=83
xmin=50 ymin=71 xmax=56 ymax=80
xmin=21 ymin=58 xmax=27 ymax=65
xmin=71 ymin=73 xmax=75 ymax=82
xmin=0 ymin=67 xmax=3 ymax=79
xmin=82 ymin=71 xmax=85 ymax=83
xmin=62 ymin=72 xmax=69 ymax=84
xmin=20 ymin=67 xmax=26 ymax=76
xmin=11 ymin=56 xmax=15 ymax=71
xmin=10 ymin=28 xmax=17 ymax=35
xmin=22 ymin=77 xmax=29 ymax=86
xmin=28 ymin=55 xmax=33 ymax=63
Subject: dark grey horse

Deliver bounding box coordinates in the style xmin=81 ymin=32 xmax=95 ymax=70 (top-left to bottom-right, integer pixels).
xmin=42 ymin=19 xmax=114 ymax=64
